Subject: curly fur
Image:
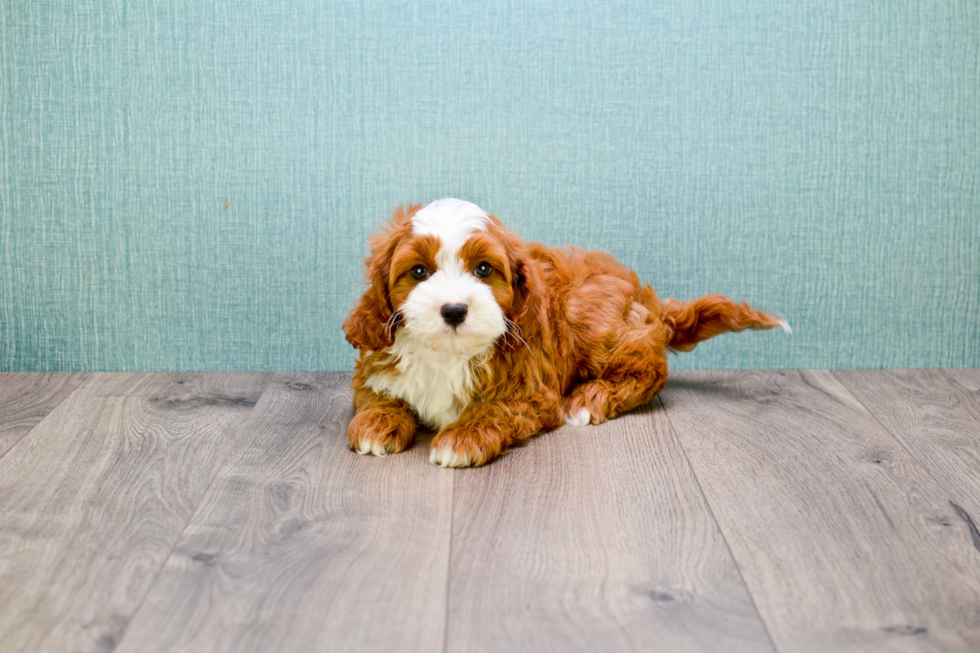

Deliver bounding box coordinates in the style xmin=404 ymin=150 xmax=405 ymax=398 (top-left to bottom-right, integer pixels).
xmin=344 ymin=200 xmax=787 ymax=467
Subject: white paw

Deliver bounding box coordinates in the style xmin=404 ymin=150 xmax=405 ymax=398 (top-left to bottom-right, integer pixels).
xmin=354 ymin=436 xmax=389 ymax=457
xmin=566 ymin=408 xmax=592 ymax=427
xmin=429 ymin=445 xmax=475 ymax=468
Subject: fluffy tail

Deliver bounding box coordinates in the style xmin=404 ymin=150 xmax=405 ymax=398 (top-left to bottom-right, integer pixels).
xmin=662 ymin=294 xmax=790 ymax=352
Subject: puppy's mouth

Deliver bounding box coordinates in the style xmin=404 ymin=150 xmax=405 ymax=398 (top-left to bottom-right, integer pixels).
xmin=438 ymin=324 xmax=479 ymax=340
xmin=440 ymin=323 xmax=494 ymax=340
xmin=404 ymin=322 xmax=497 ymax=354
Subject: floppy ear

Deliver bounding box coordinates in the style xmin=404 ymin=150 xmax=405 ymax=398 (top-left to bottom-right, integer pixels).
xmin=343 ymin=267 xmax=394 ymax=351
xmin=503 ymin=247 xmax=543 ymax=352
xmin=343 ymin=205 xmax=417 ymax=351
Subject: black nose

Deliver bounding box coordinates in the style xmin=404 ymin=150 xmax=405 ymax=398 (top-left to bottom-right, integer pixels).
xmin=440 ymin=303 xmax=468 ymax=327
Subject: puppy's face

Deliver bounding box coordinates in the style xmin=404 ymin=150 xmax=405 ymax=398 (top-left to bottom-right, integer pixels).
xmin=345 ymin=199 xmax=525 ymax=357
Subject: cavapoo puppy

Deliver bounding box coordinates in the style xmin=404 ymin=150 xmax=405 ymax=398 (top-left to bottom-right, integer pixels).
xmin=344 ymin=199 xmax=788 ymax=467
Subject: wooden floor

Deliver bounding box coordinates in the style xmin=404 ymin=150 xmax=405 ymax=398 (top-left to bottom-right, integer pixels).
xmin=1 ymin=370 xmax=979 ymax=653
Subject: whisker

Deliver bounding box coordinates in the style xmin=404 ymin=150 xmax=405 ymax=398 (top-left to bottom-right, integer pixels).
xmin=504 ymin=317 xmax=531 ymax=353
xmin=384 ymin=311 xmax=400 ymax=341
xmin=505 ymin=316 xmax=525 ymax=336
xmin=509 ymin=328 xmax=530 ymax=352
xmin=500 ymin=317 xmax=514 ymax=345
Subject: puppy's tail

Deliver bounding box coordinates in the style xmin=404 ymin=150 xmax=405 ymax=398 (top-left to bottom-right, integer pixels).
xmin=663 ymin=294 xmax=790 ymax=352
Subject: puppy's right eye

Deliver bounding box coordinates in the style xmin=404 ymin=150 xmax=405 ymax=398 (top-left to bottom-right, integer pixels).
xmin=410 ymin=265 xmax=429 ymax=280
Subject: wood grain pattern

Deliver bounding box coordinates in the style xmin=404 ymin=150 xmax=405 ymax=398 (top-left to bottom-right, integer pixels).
xmin=114 ymin=372 xmax=455 ymax=653
xmin=4 ymin=369 xmax=980 ymax=653
xmin=943 ymin=368 xmax=980 ymax=393
xmin=836 ymin=369 xmax=980 ymax=522
xmin=0 ymin=372 xmax=269 ymax=653
xmin=0 ymin=372 xmax=89 ymax=458
xmin=661 ymin=370 xmax=980 ymax=653
xmin=446 ymin=402 xmax=775 ymax=653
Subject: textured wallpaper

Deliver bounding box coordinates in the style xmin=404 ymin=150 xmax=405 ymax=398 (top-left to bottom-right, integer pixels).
xmin=1 ymin=1 xmax=977 ymax=371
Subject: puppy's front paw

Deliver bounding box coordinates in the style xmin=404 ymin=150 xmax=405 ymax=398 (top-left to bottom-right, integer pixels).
xmin=348 ymin=407 xmax=416 ymax=457
xmin=429 ymin=426 xmax=504 ymax=468
xmin=565 ymin=407 xmax=593 ymax=427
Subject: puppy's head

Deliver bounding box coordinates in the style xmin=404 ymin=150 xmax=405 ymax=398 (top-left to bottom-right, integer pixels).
xmin=344 ymin=199 xmax=530 ymax=356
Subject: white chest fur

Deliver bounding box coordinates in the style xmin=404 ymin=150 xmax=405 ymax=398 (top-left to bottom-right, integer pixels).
xmin=364 ymin=330 xmax=486 ymax=431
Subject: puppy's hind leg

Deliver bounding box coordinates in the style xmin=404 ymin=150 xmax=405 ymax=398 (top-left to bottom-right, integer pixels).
xmin=561 ymin=343 xmax=669 ymax=426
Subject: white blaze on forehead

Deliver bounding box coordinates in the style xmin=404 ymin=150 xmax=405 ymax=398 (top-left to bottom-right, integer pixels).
xmin=412 ymin=199 xmax=489 ymax=271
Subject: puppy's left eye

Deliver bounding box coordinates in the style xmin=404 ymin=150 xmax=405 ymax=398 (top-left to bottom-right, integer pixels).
xmin=474 ymin=262 xmax=493 ymax=278
xmin=411 ymin=265 xmax=429 ymax=280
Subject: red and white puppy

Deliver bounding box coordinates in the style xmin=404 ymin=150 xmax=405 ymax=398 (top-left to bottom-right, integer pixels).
xmin=344 ymin=199 xmax=788 ymax=467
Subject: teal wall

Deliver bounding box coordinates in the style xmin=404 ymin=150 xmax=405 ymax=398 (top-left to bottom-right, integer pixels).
xmin=1 ymin=1 xmax=977 ymax=372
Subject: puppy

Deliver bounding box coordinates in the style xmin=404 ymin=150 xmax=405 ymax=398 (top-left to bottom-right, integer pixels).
xmin=344 ymin=199 xmax=788 ymax=467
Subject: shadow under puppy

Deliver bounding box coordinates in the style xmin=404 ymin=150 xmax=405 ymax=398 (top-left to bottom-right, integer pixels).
xmin=344 ymin=199 xmax=788 ymax=467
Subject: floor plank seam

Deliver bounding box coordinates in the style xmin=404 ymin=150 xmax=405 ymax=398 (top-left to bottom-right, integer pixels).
xmin=656 ymin=395 xmax=783 ymax=653
xmin=829 ymin=370 xmax=972 ymax=521
xmin=109 ymin=372 xmax=274 ymax=652
xmin=0 ymin=374 xmax=90 ymax=464
xmin=442 ymin=470 xmax=456 ymax=653
xmin=939 ymin=368 xmax=980 ymax=403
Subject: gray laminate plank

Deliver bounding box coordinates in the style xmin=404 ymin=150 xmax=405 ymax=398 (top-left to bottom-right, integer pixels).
xmin=0 ymin=372 xmax=89 ymax=459
xmin=661 ymin=370 xmax=980 ymax=653
xmin=0 ymin=372 xmax=269 ymax=653
xmin=114 ymin=372 xmax=454 ymax=653
xmin=835 ymin=369 xmax=980 ymax=521
xmin=445 ymin=402 xmax=776 ymax=653
xmin=942 ymin=368 xmax=980 ymax=393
